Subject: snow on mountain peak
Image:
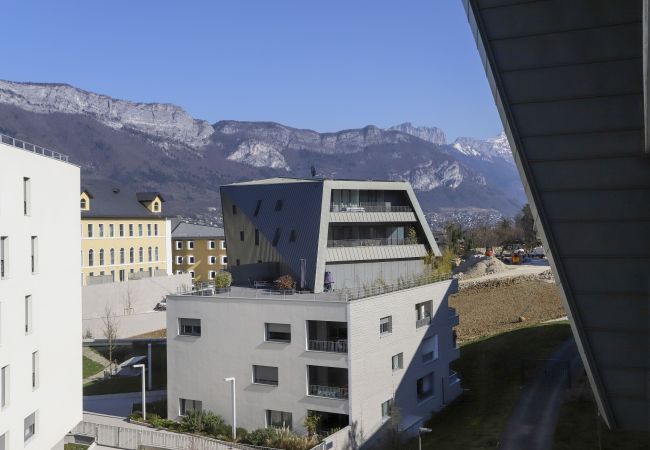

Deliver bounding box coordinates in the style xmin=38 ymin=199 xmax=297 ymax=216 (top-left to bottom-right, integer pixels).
xmin=451 ymin=131 xmax=512 ymax=162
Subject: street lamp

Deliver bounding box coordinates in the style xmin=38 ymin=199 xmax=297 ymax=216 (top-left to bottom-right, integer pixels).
xmin=134 ymin=364 xmax=146 ymax=420
xmin=224 ymin=377 xmax=236 ymax=440
xmin=419 ymin=427 xmax=432 ymax=450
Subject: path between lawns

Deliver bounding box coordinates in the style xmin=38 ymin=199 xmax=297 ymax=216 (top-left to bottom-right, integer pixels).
xmin=498 ymin=337 xmax=583 ymax=450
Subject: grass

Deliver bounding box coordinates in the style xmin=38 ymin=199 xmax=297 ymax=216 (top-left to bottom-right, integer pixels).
xmin=554 ymin=373 xmax=650 ymax=450
xmin=82 ymin=355 xmax=105 ymax=379
xmin=130 ymin=328 xmax=167 ymax=338
xmin=83 ymin=343 xmax=166 ymax=395
xmin=410 ymin=322 xmax=573 ymax=450
xmin=64 ymin=444 xmax=89 ymax=450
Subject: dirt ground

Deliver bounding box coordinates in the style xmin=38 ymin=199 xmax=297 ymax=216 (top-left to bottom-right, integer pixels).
xmin=450 ymin=277 xmax=566 ymax=343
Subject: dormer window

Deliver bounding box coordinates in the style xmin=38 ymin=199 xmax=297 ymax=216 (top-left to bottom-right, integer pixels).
xmin=80 ymin=198 xmax=87 ymax=209
xmin=153 ymin=202 xmax=160 ymax=212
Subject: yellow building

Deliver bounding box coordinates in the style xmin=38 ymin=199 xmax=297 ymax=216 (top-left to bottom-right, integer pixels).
xmin=80 ymin=181 xmax=171 ymax=285
xmin=171 ymin=221 xmax=227 ymax=282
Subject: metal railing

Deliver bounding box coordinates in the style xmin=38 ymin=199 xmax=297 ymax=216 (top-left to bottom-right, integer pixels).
xmin=415 ymin=316 xmax=431 ymax=328
xmin=327 ymin=237 xmax=421 ymax=248
xmin=308 ymin=384 xmax=349 ymax=399
xmin=1 ymin=133 xmax=69 ymax=162
xmin=330 ymin=204 xmax=413 ymax=213
xmin=337 ymin=271 xmax=453 ymax=302
xmin=308 ymin=339 xmax=348 ymax=353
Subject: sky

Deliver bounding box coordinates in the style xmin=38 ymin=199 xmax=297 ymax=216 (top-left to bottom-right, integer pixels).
xmin=1 ymin=0 xmax=503 ymax=140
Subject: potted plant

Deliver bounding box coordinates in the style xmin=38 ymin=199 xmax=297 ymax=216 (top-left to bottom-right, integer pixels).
xmin=274 ymin=274 xmax=296 ymax=293
xmin=213 ymin=271 xmax=232 ymax=293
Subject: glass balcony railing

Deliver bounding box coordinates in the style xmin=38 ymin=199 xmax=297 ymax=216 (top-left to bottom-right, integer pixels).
xmin=327 ymin=237 xmax=421 ymax=248
xmin=308 ymin=340 xmax=348 ymax=353
xmin=308 ymin=385 xmax=349 ymax=399
xmin=330 ymin=203 xmax=412 ymax=213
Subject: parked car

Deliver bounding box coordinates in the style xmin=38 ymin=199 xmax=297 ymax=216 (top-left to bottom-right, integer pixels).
xmin=154 ymin=298 xmax=167 ymax=311
xmin=531 ymin=246 xmax=546 ymax=258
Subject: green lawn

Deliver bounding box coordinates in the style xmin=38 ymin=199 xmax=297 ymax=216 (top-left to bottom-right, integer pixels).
xmin=82 ymin=356 xmax=105 ymax=379
xmin=83 ymin=343 xmax=166 ymax=395
xmin=64 ymin=444 xmax=89 ymax=450
xmin=554 ymin=374 xmax=650 ymax=450
xmin=412 ymin=322 xmax=573 ymax=450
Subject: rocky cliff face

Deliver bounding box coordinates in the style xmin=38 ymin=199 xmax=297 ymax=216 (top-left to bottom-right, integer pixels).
xmin=451 ymin=131 xmax=513 ymax=162
xmin=388 ymin=122 xmax=447 ymax=145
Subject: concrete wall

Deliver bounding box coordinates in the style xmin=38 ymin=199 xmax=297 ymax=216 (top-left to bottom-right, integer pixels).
xmin=166 ymin=294 xmax=349 ymax=433
xmin=347 ymin=280 xmax=461 ymax=445
xmin=0 ymin=141 xmax=83 ymax=449
xmin=325 ymin=259 xmax=425 ymax=290
xmin=82 ymin=273 xmax=191 ymax=338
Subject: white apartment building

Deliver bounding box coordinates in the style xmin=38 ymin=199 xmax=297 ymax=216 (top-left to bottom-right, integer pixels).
xmin=166 ymin=178 xmax=462 ymax=447
xmin=0 ymin=135 xmax=82 ymax=449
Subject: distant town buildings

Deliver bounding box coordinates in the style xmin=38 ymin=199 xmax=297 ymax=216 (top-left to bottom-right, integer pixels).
xmin=166 ymin=178 xmax=461 ymax=445
xmin=80 ymin=181 xmax=172 ymax=286
xmin=0 ymin=135 xmax=82 ymax=449
xmin=171 ymin=220 xmax=227 ymax=282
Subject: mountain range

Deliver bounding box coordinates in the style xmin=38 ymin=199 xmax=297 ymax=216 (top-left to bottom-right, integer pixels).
xmin=0 ymin=80 xmax=526 ymax=220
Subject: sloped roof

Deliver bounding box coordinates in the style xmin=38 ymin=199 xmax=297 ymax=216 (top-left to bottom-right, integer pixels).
xmin=171 ymin=221 xmax=224 ymax=239
xmin=136 ymin=192 xmax=165 ymax=202
xmin=81 ymin=180 xmax=165 ymax=218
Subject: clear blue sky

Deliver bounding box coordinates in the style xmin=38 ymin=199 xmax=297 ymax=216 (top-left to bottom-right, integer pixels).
xmin=2 ymin=0 xmax=502 ymax=140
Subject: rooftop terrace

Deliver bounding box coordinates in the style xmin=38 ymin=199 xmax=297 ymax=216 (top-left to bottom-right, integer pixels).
xmin=1 ymin=133 xmax=70 ymax=162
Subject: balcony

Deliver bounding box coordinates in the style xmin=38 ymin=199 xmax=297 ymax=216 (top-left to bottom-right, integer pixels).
xmin=1 ymin=133 xmax=69 ymax=162
xmin=308 ymin=366 xmax=348 ymax=400
xmin=327 ymin=237 xmax=421 ymax=248
xmin=415 ymin=300 xmax=433 ymax=329
xmin=308 ymin=340 xmax=348 ymax=353
xmin=330 ymin=203 xmax=412 ymax=213
xmin=416 ymin=316 xmax=431 ymax=328
xmin=449 ymin=307 xmax=460 ymax=327
xmin=307 ymin=320 xmax=348 ymax=353
xmin=449 ymin=370 xmax=461 ymax=386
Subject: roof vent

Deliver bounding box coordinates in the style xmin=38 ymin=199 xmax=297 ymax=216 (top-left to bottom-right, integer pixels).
xmin=112 ymin=188 xmax=120 ymax=194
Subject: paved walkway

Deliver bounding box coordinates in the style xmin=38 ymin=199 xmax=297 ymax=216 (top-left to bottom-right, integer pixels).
xmin=498 ymin=338 xmax=582 ymax=450
xmin=84 ymin=390 xmax=167 ymax=417
xmin=83 ymin=347 xmax=111 ymax=383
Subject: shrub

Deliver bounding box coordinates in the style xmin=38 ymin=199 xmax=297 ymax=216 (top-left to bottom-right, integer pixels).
xmin=244 ymin=427 xmax=277 ymax=445
xmin=180 ymin=410 xmax=205 ymax=433
xmin=303 ymin=412 xmax=321 ymax=437
xmin=202 ymin=411 xmax=229 ymax=437
xmin=214 ymin=271 xmax=232 ymax=288
xmin=274 ymin=274 xmax=295 ymax=291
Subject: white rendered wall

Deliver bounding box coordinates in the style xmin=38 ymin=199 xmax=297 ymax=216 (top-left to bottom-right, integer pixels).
xmin=0 ymin=142 xmax=82 ymax=449
xmin=347 ymin=280 xmax=461 ymax=443
xmin=166 ymin=295 xmax=349 ymax=433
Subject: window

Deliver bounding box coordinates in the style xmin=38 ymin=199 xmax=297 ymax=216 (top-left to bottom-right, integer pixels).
xmin=129 ymin=224 xmax=134 ymax=237
xmin=380 ymin=316 xmax=392 ymax=335
xmin=99 ymin=248 xmax=105 ymax=266
xmin=148 ymin=246 xmax=152 ymax=262
xmin=99 ymin=224 xmax=104 ymax=237
xmin=422 ymin=335 xmax=439 ymax=363
xmin=30 ymin=236 xmax=38 ymax=273
xmin=1 ymin=365 xmax=8 ymax=407
xmin=289 ymin=229 xmax=297 ymax=243
xmin=109 ymin=224 xmax=115 ymax=237
xmin=275 ymin=199 xmax=283 ymax=211
xmin=80 ymin=198 xmax=87 ymax=209
xmin=148 ymin=224 xmax=152 ymax=236
xmin=176 ymin=256 xmax=183 ymax=264
xmin=120 ymin=248 xmax=125 ymax=264
xmin=209 ymin=271 xmax=216 ymax=279
xmin=232 ymin=204 xmax=237 ymax=215
xmin=175 ymin=270 xmax=183 ymax=275
xmin=179 ymin=398 xmax=202 ymax=416
xmin=220 ymin=240 xmax=226 ymax=250
xmin=153 ymin=202 xmax=160 ymax=212
xmin=240 ymin=231 xmax=245 ymax=242
xmin=0 ymin=236 xmax=7 ymax=279
xmin=208 ymin=240 xmax=216 ymax=249
xmin=189 ymin=270 xmax=196 ymax=279
xmin=187 ymin=241 xmax=194 ymax=250
xmin=188 ymin=255 xmax=195 ymax=264
xmin=236 ymin=259 xmax=240 ymax=266
xmin=381 ymin=399 xmax=393 ymax=418
xmin=221 ymin=255 xmax=228 ymax=265
xmin=25 ymin=295 xmax=32 ymax=334
xmin=209 ymin=255 xmax=217 ymax=265
xmin=24 ymin=411 xmax=36 ymax=442
xmin=254 ymin=199 xmax=262 ymax=216
xmin=155 ymin=247 xmax=159 ymax=261
xmin=179 ymin=318 xmax=201 ymax=336
xmin=119 ymin=224 xmax=125 ymax=237
xmin=31 ymin=351 xmax=39 ymax=390
xmin=392 ymin=353 xmax=403 ymax=371
xmin=272 ymin=228 xmax=280 ymax=246
xmin=417 ymin=373 xmax=434 ymax=402
xmin=254 ymin=229 xmax=259 ymax=246
xmin=23 ymin=177 xmax=31 ymax=215
xmin=175 ymin=241 xmax=183 ymax=250
xmin=129 ymin=247 xmax=135 ymax=263
xmin=265 ymin=323 xmax=291 ymax=343
xmin=138 ymin=224 xmax=143 ymax=237
xmin=267 ymin=410 xmax=292 ymax=429
xmin=253 ymin=365 xmax=278 ymax=386
xmin=154 ymin=224 xmax=159 ymax=236
xmin=87 ymin=223 xmax=93 ymax=238
xmin=88 ymin=249 xmax=94 ymax=267
xmin=139 ymin=247 xmax=144 ymax=263
xmin=415 ymin=300 xmax=433 ymax=328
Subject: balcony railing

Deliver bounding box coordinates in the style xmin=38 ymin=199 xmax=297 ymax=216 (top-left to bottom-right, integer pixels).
xmin=449 ymin=370 xmax=461 ymax=386
xmin=1 ymin=133 xmax=69 ymax=162
xmin=327 ymin=237 xmax=421 ymax=248
xmin=330 ymin=204 xmax=413 ymax=213
xmin=337 ymin=271 xmax=453 ymax=301
xmin=308 ymin=340 xmax=348 ymax=353
xmin=309 ymin=385 xmax=349 ymax=399
xmin=416 ymin=316 xmax=431 ymax=328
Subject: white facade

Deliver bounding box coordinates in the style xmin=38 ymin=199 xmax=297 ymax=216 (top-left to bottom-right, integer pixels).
xmin=0 ymin=139 xmax=82 ymax=449
xmin=166 ymin=280 xmax=461 ymax=445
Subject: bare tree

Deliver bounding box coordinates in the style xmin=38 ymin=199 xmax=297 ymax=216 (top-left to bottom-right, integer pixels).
xmin=123 ymin=284 xmax=135 ymax=316
xmin=101 ymin=303 xmax=120 ymax=373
